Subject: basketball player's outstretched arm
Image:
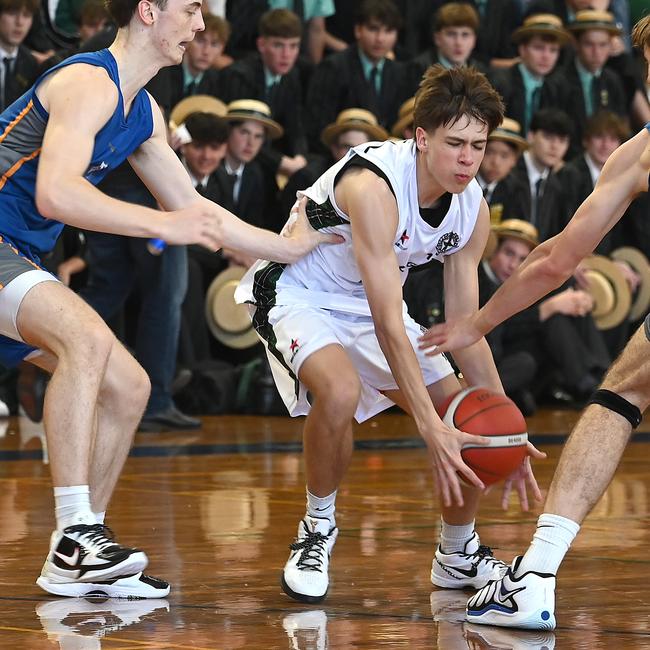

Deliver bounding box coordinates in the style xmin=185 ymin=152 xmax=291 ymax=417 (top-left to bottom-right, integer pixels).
xmin=418 ymin=127 xmax=650 ymax=355
xmin=336 ymin=167 xmax=490 ymax=508
xmin=128 ymin=96 xmax=342 ymax=263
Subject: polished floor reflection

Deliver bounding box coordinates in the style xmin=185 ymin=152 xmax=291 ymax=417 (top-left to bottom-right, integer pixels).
xmin=1 ymin=409 xmax=650 ymax=648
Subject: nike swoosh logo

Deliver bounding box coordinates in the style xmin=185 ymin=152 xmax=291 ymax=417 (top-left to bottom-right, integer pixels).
xmin=54 ymin=547 xmax=80 ymax=567
xmin=437 ymin=560 xmax=477 ymax=578
xmin=499 ymin=583 xmax=526 ymax=601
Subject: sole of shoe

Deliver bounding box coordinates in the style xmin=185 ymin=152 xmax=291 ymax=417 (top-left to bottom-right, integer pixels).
xmin=466 ymin=608 xmax=556 ymax=631
xmin=36 ymin=574 xmax=170 ymax=599
xmin=280 ymin=574 xmax=327 ymax=604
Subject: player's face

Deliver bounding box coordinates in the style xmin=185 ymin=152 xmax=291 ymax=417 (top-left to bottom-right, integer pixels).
xmin=257 ymin=36 xmax=300 ymax=76
xmin=155 ymin=0 xmax=205 ymax=66
xmin=434 ymin=26 xmax=476 ymax=66
xmin=0 ymin=8 xmax=33 ymax=49
xmin=354 ymin=19 xmax=397 ymax=63
xmin=417 ymin=115 xmax=488 ymax=194
xmin=489 ymin=237 xmax=533 ymax=282
xmin=518 ymin=36 xmax=561 ymax=76
xmin=480 ymin=140 xmax=519 ymax=183
xmin=584 ymin=132 xmax=620 ymax=167
xmin=184 ymin=29 xmax=223 ymax=72
xmin=528 ymin=129 xmax=569 ymax=169
xmin=182 ymin=140 xmax=227 ymax=178
xmin=577 ymin=29 xmax=612 ymax=73
xmin=227 ymin=120 xmax=266 ymax=164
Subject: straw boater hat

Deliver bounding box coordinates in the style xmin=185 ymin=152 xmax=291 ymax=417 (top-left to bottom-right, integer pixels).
xmin=223 ymin=99 xmax=283 ymax=140
xmin=489 ymin=117 xmax=529 ymax=153
xmin=581 ymin=255 xmax=632 ymax=330
xmin=512 ymin=14 xmax=571 ymax=45
xmin=484 ymin=219 xmax=539 ymax=259
xmin=391 ymin=96 xmax=416 ymax=138
xmin=321 ymin=108 xmax=389 ymax=148
xmin=567 ymin=10 xmax=622 ymax=36
xmin=169 ymin=95 xmax=227 ymax=130
xmin=205 ymin=266 xmax=259 ymax=349
xmin=610 ymin=247 xmax=650 ymax=322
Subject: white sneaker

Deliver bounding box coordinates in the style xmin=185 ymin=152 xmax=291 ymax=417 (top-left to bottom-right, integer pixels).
xmin=283 ymin=610 xmax=328 ymax=650
xmin=37 ymin=524 xmax=148 ymax=588
xmin=465 ymin=622 xmax=556 ymax=649
xmin=281 ymin=516 xmax=338 ymax=603
xmin=466 ymin=556 xmax=556 ymax=630
xmin=37 ymin=571 xmax=170 ymax=599
xmin=36 ymin=596 xmax=169 ymax=647
xmin=432 ymin=531 xmax=507 ymax=589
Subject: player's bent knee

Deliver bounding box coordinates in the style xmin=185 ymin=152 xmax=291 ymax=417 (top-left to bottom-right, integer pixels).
xmin=314 ymin=374 xmax=361 ymax=417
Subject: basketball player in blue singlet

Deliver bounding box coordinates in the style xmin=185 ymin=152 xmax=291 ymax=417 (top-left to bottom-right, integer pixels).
xmin=0 ymin=0 xmax=339 ymax=599
xmin=420 ymin=17 xmax=650 ymax=631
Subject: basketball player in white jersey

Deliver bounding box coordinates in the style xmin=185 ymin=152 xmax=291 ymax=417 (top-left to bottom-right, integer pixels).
xmin=236 ymin=65 xmax=544 ymax=604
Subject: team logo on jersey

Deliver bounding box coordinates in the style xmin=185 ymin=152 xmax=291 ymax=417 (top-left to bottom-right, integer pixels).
xmin=290 ymin=339 xmax=300 ymax=362
xmin=395 ymin=229 xmax=410 ymax=250
xmin=435 ymin=232 xmax=460 ymax=255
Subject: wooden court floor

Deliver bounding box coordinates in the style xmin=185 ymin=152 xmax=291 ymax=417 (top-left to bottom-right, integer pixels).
xmin=2 ymin=408 xmax=650 ymax=649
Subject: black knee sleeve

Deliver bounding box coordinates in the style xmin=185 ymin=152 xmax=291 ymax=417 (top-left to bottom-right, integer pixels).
xmin=588 ymin=389 xmax=642 ymax=429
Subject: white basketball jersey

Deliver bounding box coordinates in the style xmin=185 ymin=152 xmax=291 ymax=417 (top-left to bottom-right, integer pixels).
xmin=236 ymin=139 xmax=483 ymax=315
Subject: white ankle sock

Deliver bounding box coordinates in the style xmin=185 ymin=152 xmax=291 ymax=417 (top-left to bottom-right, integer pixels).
xmin=54 ymin=485 xmax=95 ymax=530
xmin=440 ymin=519 xmax=475 ymax=553
xmin=518 ymin=513 xmax=580 ymax=575
xmin=306 ymin=488 xmax=336 ymax=526
xmin=94 ymin=511 xmax=106 ymax=525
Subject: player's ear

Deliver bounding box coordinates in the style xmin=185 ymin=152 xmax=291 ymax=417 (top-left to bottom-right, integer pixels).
xmin=415 ymin=126 xmax=428 ymax=152
xmin=138 ymin=0 xmax=156 ymax=24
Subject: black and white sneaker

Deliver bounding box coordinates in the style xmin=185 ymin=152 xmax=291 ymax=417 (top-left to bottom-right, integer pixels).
xmin=281 ymin=516 xmax=338 ymax=603
xmin=431 ymin=531 xmax=507 ymax=589
xmin=37 ymin=524 xmax=148 ymax=592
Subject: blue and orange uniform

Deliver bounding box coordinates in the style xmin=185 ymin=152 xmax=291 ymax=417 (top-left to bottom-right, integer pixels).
xmin=0 ymin=48 xmax=153 ymax=365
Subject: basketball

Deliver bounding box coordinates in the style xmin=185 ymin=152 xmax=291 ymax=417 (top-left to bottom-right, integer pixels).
xmin=438 ymin=387 xmax=528 ymax=486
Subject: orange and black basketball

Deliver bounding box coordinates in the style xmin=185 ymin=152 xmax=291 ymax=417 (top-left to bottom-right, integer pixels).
xmin=438 ymin=387 xmax=528 ymax=486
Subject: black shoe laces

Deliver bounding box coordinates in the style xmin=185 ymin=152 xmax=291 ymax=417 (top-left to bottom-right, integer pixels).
xmin=290 ymin=530 xmax=328 ymax=572
xmin=64 ymin=524 xmax=121 ymax=553
xmin=473 ymin=544 xmax=504 ymax=569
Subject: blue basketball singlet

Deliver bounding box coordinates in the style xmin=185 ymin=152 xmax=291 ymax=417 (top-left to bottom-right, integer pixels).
xmin=0 ymin=48 xmax=154 ymax=365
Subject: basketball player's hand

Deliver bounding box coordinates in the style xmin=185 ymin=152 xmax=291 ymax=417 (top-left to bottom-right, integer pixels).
xmin=283 ymin=197 xmax=344 ymax=254
xmin=498 ymin=442 xmax=546 ymax=511
xmin=163 ymin=204 xmax=223 ymax=250
xmin=418 ymin=316 xmax=483 ymax=355
xmin=427 ymin=423 xmax=490 ymax=507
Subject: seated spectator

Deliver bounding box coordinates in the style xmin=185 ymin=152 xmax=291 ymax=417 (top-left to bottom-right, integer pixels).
xmin=177 ymin=111 xmax=235 ymax=370
xmin=280 ymin=107 xmax=388 ymax=219
xmin=305 ymin=0 xmax=411 ymax=151
xmin=489 ymin=13 xmax=570 ymax=135
xmin=0 ymin=0 xmax=39 ymax=111
xmin=477 ymin=117 xmax=530 ymax=225
xmin=483 ymin=220 xmax=610 ymax=410
xmin=221 ymin=100 xmax=283 ymax=232
xmin=201 ymin=8 xmax=232 ymax=70
xmin=511 ymin=108 xmax=571 ymax=240
xmin=158 ymin=12 xmax=224 ymax=110
xmin=558 ymin=10 xmax=627 ymax=156
xmin=471 ymin=0 xmax=522 ymax=68
xmin=220 ymin=9 xmax=308 ymax=187
xmin=411 ymin=3 xmax=487 ymax=81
